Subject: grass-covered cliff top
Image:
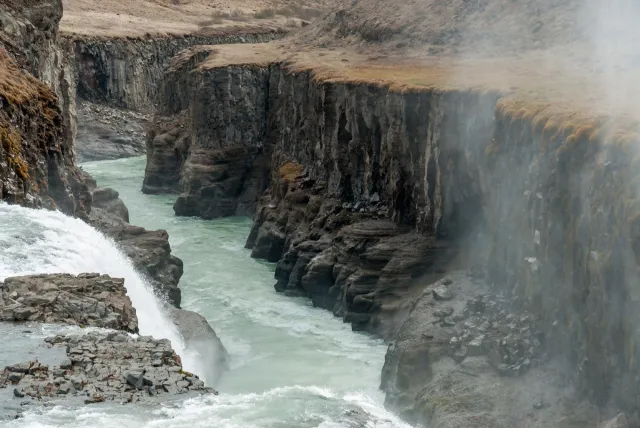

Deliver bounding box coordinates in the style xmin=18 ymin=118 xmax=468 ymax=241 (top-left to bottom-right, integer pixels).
xmin=60 ymin=0 xmax=337 ymax=38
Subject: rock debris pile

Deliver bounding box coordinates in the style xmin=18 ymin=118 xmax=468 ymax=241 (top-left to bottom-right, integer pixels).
xmin=429 ymin=276 xmax=545 ymax=377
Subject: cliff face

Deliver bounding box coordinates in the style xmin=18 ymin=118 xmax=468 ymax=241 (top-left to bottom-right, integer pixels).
xmin=146 ymin=52 xmax=640 ymax=422
xmin=69 ymin=31 xmax=285 ymax=112
xmin=143 ymin=48 xmax=271 ymax=219
xmin=0 ymin=0 xmax=87 ymax=215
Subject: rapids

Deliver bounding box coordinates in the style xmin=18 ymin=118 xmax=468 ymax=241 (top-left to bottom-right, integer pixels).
xmin=0 ymin=156 xmax=411 ymax=428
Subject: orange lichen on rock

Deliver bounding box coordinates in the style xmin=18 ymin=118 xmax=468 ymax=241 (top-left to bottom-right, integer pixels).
xmin=279 ymin=161 xmax=303 ymax=182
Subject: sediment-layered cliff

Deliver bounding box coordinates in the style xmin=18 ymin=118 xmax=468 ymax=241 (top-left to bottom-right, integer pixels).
xmin=145 ymin=47 xmax=640 ymax=424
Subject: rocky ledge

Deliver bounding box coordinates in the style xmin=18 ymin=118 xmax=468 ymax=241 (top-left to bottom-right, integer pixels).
xmin=381 ymin=270 xmax=640 ymax=428
xmin=0 ymin=274 xmax=137 ymax=333
xmin=82 ymin=172 xmax=184 ymax=306
xmin=0 ymin=272 xmax=220 ymax=410
xmin=1 ymin=331 xmax=214 ymax=404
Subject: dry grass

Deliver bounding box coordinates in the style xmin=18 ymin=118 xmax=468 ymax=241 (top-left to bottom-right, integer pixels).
xmin=0 ymin=126 xmax=28 ymax=180
xmin=61 ymin=0 xmax=335 ymax=37
xmin=0 ymin=52 xmax=63 ymax=184
xmin=255 ymin=5 xmax=324 ymax=20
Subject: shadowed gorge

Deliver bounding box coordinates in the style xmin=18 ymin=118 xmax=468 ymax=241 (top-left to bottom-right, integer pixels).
xmin=2 ymin=0 xmax=640 ymax=426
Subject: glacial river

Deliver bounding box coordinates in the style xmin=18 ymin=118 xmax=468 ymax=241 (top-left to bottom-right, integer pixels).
xmin=0 ymin=156 xmax=409 ymax=428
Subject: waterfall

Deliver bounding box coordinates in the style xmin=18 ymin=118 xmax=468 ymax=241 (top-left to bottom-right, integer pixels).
xmin=0 ymin=203 xmax=201 ymax=378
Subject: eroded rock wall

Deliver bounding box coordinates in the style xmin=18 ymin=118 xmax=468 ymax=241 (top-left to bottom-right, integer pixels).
xmin=0 ymin=0 xmax=88 ymax=215
xmin=146 ymin=57 xmax=640 ymax=420
xmin=69 ymin=31 xmax=286 ymax=112
xmin=144 ymin=49 xmax=272 ymax=219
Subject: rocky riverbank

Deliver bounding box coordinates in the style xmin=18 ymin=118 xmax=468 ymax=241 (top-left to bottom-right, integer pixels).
xmin=2 ymin=332 xmax=213 ymax=405
xmin=142 ymin=43 xmax=640 ymax=425
xmin=0 ymin=273 xmax=218 ymax=413
xmin=82 ymin=171 xmax=184 ymax=306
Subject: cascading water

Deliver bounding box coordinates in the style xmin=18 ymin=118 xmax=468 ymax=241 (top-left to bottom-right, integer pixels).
xmin=0 ymin=156 xmax=412 ymax=428
xmin=0 ymin=203 xmax=202 ymax=380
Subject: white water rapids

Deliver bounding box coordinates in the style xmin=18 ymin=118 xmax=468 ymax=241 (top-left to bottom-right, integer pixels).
xmin=0 ymin=203 xmax=202 ymax=380
xmin=0 ymin=156 xmax=412 ymax=428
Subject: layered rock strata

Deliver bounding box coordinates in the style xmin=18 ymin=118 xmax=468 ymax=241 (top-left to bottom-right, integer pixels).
xmin=145 ymin=48 xmax=640 ymax=421
xmin=1 ymin=331 xmax=214 ymax=404
xmin=0 ymin=273 xmax=137 ymax=333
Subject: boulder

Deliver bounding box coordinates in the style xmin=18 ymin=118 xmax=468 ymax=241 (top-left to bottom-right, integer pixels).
xmin=166 ymin=306 xmax=228 ymax=384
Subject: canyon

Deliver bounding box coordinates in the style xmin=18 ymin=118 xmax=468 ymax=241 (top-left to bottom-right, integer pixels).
xmin=1 ymin=0 xmax=639 ymax=427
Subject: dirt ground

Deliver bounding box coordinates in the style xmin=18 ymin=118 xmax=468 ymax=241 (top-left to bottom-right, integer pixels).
xmin=60 ymin=0 xmax=341 ymax=37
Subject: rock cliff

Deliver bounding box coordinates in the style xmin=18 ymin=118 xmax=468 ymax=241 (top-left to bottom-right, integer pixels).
xmin=142 ymin=47 xmax=272 ymax=219
xmin=145 ymin=47 xmax=640 ymax=423
xmin=0 ymin=0 xmax=87 ymax=216
xmin=68 ymin=31 xmax=286 ymax=113
xmin=82 ymin=171 xmax=184 ymax=306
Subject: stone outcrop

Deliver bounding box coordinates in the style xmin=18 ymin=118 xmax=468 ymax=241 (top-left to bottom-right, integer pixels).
xmin=82 ymin=171 xmax=183 ymax=306
xmin=379 ymin=271 xmax=597 ymax=427
xmin=68 ymin=31 xmax=286 ymax=113
xmin=0 ymin=0 xmax=88 ymax=216
xmin=145 ymin=50 xmax=640 ymax=421
xmin=0 ymin=273 xmax=138 ymax=333
xmin=143 ymin=47 xmax=271 ymax=219
xmin=1 ymin=331 xmax=215 ymax=404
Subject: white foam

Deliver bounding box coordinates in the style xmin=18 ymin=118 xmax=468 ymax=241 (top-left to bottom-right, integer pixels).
xmin=0 ymin=203 xmax=202 ymax=381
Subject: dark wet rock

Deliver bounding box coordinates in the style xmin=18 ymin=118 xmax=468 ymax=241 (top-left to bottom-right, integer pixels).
xmin=452 ymin=346 xmax=467 ymax=363
xmin=246 ymin=169 xmax=456 ymax=339
xmin=432 ymin=283 xmax=453 ymax=301
xmin=0 ymin=332 xmax=215 ymax=404
xmin=143 ymin=49 xmax=272 ymax=219
xmin=91 ymin=187 xmax=129 ymax=222
xmin=82 ymin=171 xmax=183 ymax=306
xmin=166 ymin=306 xmax=228 ymax=384
xmin=0 ymin=273 xmax=137 ymax=333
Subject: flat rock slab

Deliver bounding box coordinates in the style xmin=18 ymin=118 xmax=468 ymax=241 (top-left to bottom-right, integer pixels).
xmin=0 ymin=273 xmax=138 ymax=333
xmin=0 ymin=331 xmax=216 ymax=405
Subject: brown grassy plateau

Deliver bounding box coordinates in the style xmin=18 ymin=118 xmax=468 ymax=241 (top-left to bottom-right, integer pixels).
xmin=61 ymin=0 xmax=340 ymax=37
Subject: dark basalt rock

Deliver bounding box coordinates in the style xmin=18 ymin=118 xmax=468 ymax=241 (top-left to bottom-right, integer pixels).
xmin=81 ymin=171 xmax=183 ymax=306
xmin=0 ymin=332 xmax=216 ymax=404
xmin=0 ymin=273 xmax=138 ymax=333
xmin=246 ymin=170 xmax=457 ymax=339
